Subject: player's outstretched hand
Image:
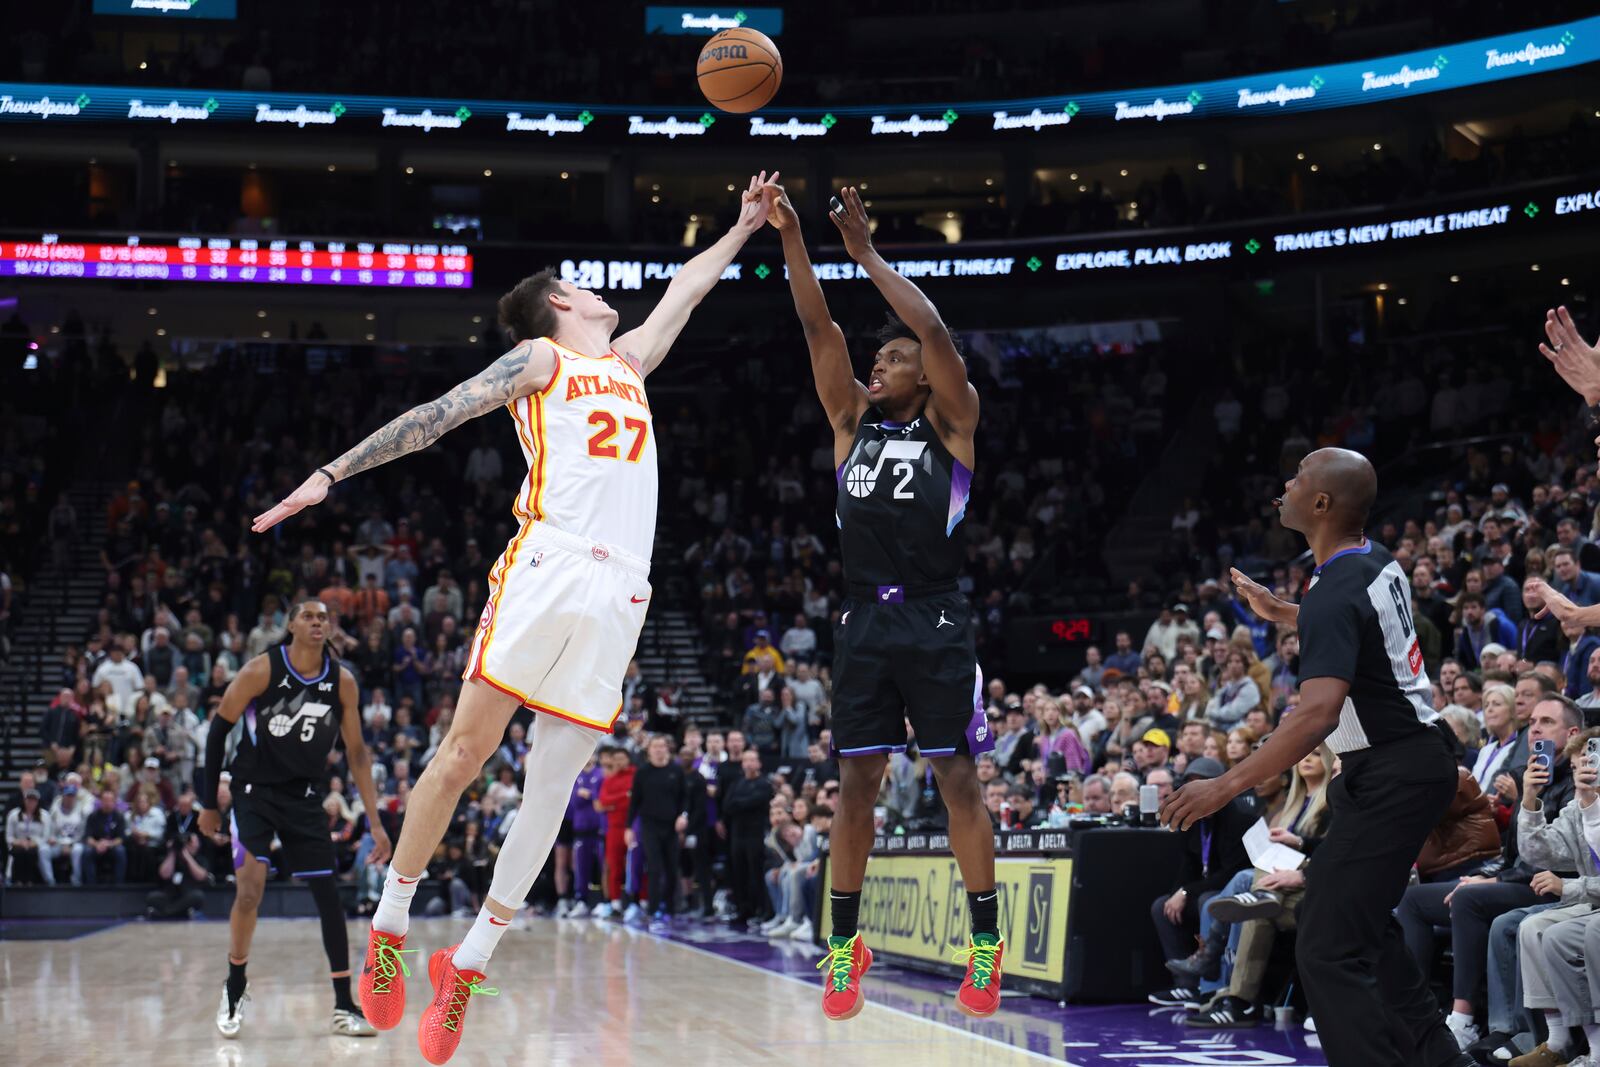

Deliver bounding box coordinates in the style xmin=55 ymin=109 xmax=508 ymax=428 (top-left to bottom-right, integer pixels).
xmin=1159 ymin=777 xmax=1233 ymax=832
xmin=765 ymin=181 xmax=798 ymax=231
xmin=252 ymin=471 xmax=330 ymax=532
xmin=1229 ymin=567 xmax=1294 ymax=624
xmin=829 ymin=186 xmax=874 ymax=261
xmin=732 ymin=170 xmax=777 ymax=235
xmin=367 ymin=824 xmax=393 ymax=866
xmin=1541 ymin=306 xmax=1600 ymax=405
xmin=1526 ymin=577 xmax=1581 ymax=624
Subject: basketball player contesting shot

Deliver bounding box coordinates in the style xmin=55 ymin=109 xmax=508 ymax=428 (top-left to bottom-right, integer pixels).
xmin=249 ymin=173 xmax=777 ymax=1065
xmin=767 ymin=183 xmax=1001 ymax=1020
xmin=1160 ymin=448 xmax=1473 ymax=1067
xmin=197 ymin=599 xmax=391 ymax=1040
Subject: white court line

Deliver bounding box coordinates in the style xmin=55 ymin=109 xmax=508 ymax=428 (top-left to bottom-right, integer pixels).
xmin=632 ymin=925 xmax=1063 ymax=1065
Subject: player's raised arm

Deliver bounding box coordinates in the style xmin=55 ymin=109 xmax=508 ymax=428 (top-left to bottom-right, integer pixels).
xmin=768 ymin=184 xmax=868 ymax=438
xmin=830 ymin=186 xmax=979 ymax=432
xmin=251 ymin=340 xmax=555 ymax=532
xmin=613 ymin=170 xmax=776 ymax=378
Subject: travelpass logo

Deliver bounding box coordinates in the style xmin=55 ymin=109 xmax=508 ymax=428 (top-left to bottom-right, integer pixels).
xmin=1361 ymin=61 xmax=1443 ymax=91
xmin=991 ymin=105 xmax=1077 ymax=131
xmin=870 ymin=112 xmax=957 ymax=137
xmin=506 ymin=111 xmax=591 ymax=135
xmin=255 ymin=102 xmax=344 ymax=127
xmin=1114 ymin=92 xmax=1199 ymax=121
xmin=627 ymin=115 xmax=710 ymax=137
xmin=0 ymin=94 xmax=86 ymax=119
xmin=748 ymin=116 xmax=832 ymax=139
xmin=382 ymin=107 xmax=470 ymax=131
xmin=1236 ymin=75 xmax=1323 ymax=108
xmin=128 ymin=98 xmax=216 ymax=123
xmin=1486 ymin=32 xmax=1573 ymax=69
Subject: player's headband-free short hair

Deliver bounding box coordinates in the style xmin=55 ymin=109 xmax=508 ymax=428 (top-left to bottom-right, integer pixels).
xmin=498 ymin=267 xmax=563 ymax=343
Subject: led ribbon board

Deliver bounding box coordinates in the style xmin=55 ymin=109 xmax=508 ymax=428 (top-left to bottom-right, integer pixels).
xmin=0 ymin=16 xmax=1592 ymax=135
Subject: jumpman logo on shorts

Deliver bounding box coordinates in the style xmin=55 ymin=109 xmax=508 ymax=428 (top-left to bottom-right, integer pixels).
xmin=936 ymin=610 xmax=954 ymax=628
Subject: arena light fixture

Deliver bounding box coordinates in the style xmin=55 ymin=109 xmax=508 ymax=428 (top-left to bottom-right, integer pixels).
xmin=483 ymin=169 xmax=492 ymax=177
xmin=1562 ymin=277 xmax=1571 ymax=286
xmin=985 ymin=178 xmax=994 ymax=186
xmin=1309 ymin=164 xmax=1320 ymax=172
xmin=1531 ymin=263 xmax=1541 ymax=271
xmin=1197 ymin=162 xmax=1207 ymax=171
xmin=365 ymin=333 xmax=375 ymax=341
xmin=1119 ymin=168 xmax=1129 ymax=176
xmin=859 ymin=182 xmax=869 ymax=190
xmin=364 ymin=312 xmax=376 ymax=321
xmin=471 ymin=314 xmax=482 ymax=323
xmin=468 ymin=335 xmax=478 ymax=343
xmin=651 ymin=183 xmax=661 ymax=191
xmin=726 ymin=183 xmax=735 ymax=191
xmin=256 ymin=309 xmax=266 ymax=318
xmin=560 ymin=171 xmax=569 ymax=179
xmin=261 ymin=330 xmax=271 ymax=338
xmin=1397 ymin=297 xmax=1408 ymax=305
xmin=1449 ymin=274 xmax=1460 ymax=282
xmin=650 ymin=194 xmax=660 ymax=203
xmin=146 ymin=307 xmax=157 ymax=315
xmin=1373 ymin=143 xmax=1382 ymax=150
xmin=405 ymin=166 xmax=414 ymax=175
xmin=1377 ymin=282 xmax=1388 ymax=291
xmin=1069 ymin=172 xmax=1078 ymax=180
xmin=155 ymin=328 xmax=166 ymax=336
xmin=327 ymin=164 xmax=336 ymax=172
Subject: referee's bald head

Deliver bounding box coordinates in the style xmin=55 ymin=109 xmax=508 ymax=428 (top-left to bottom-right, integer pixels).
xmin=1278 ymin=447 xmax=1376 ymax=536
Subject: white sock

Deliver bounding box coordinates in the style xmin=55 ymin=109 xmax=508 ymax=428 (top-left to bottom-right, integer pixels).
xmin=1545 ymin=1011 xmax=1570 ymax=1052
xmin=373 ymin=866 xmax=422 ymax=937
xmin=452 ymin=906 xmax=512 ymax=973
xmin=1448 ymin=1010 xmax=1473 ymax=1029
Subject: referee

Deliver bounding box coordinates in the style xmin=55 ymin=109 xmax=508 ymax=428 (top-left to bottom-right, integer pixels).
xmin=1162 ymin=447 xmax=1468 ymax=1067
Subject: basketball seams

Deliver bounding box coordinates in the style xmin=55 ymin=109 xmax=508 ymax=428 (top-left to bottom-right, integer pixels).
xmin=697 ymin=26 xmax=782 ymax=112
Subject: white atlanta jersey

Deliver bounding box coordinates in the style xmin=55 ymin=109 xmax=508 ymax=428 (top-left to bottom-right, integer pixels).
xmin=502 ymin=337 xmax=658 ymax=561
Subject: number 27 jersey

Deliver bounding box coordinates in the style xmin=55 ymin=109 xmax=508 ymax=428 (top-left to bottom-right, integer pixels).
xmin=836 ymin=413 xmax=971 ymax=587
xmin=504 ymin=338 xmax=658 ymax=562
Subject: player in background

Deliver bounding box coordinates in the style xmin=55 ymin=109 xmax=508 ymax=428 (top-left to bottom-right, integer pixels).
xmin=197 ymin=599 xmax=391 ymax=1039
xmin=250 ymin=173 xmax=776 ymax=1065
xmin=768 ymin=184 xmax=1000 ymax=1019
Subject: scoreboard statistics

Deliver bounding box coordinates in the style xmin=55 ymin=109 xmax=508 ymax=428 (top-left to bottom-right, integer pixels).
xmin=0 ymin=234 xmax=472 ymax=289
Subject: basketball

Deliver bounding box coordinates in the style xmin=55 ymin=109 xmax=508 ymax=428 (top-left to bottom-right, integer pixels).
xmin=695 ymin=27 xmax=782 ymax=114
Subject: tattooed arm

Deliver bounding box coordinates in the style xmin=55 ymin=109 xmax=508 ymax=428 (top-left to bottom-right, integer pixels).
xmin=251 ymin=341 xmax=554 ymax=532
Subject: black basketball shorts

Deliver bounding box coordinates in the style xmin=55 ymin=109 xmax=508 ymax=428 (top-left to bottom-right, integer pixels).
xmin=231 ymin=779 xmax=337 ymax=879
xmin=829 ymin=587 xmax=994 ymax=759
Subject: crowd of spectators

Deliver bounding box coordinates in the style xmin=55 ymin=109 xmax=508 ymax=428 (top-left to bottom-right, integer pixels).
xmin=15 ymin=289 xmax=1600 ymax=1063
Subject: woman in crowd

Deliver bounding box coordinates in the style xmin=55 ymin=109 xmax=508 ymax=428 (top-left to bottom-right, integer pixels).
xmin=1472 ymin=682 xmax=1520 ymax=791
xmin=1036 ymin=698 xmax=1092 ymax=774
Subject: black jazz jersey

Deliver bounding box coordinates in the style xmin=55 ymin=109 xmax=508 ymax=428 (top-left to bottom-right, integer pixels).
xmin=1296 ymin=540 xmax=1437 ymax=754
xmin=232 ymin=645 xmax=344 ymax=785
xmin=835 ymin=412 xmax=972 ymax=587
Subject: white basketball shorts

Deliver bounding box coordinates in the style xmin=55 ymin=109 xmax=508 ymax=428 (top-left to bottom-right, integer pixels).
xmin=463 ymin=520 xmax=651 ymax=732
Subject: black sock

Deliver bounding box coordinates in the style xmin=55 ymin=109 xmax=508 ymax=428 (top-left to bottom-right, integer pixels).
xmin=968 ymin=890 xmax=998 ymax=939
xmin=830 ymin=891 xmax=861 ymax=940
xmin=332 ymin=975 xmax=356 ymax=1013
xmin=226 ymin=958 xmax=248 ymax=1007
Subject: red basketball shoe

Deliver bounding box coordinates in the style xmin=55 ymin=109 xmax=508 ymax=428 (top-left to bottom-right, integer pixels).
xmin=357 ymin=928 xmax=415 ymax=1031
xmin=417 ymin=945 xmax=499 ymax=1065
xmin=953 ymin=934 xmax=1005 ymax=1017
xmin=817 ymin=933 xmax=873 ymax=1020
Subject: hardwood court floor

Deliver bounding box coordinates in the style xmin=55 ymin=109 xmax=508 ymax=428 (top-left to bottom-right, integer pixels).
xmin=0 ymin=916 xmax=1059 ymax=1067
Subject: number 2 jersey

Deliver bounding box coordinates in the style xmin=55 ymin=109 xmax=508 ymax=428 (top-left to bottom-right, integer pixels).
xmin=1296 ymin=539 xmax=1437 ymax=754
xmin=500 ymin=337 xmax=658 ymax=563
xmin=836 ymin=412 xmax=971 ymax=587
xmin=233 ymin=645 xmax=344 ymax=786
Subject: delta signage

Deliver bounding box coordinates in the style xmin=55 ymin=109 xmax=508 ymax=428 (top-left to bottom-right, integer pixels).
xmin=643 ymin=7 xmax=784 ymax=36
xmin=3 ymin=16 xmax=1593 ymax=140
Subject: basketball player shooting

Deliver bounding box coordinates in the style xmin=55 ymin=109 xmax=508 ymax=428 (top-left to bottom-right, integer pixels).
xmin=767 ymin=183 xmax=1001 ymax=1019
xmin=250 ymin=173 xmax=777 ymax=1065
xmin=197 ymin=599 xmax=391 ymax=1040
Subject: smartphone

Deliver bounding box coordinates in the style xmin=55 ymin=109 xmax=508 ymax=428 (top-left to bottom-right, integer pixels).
xmin=1532 ymin=738 xmax=1555 ymax=771
xmin=1586 ymin=736 xmax=1600 ymax=768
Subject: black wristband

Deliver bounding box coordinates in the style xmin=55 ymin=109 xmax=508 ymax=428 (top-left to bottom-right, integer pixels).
xmin=315 ymin=466 xmax=336 ymax=485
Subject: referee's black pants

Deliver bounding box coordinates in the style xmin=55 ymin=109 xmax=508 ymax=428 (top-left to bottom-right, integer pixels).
xmin=1297 ymin=726 xmax=1459 ymax=1067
